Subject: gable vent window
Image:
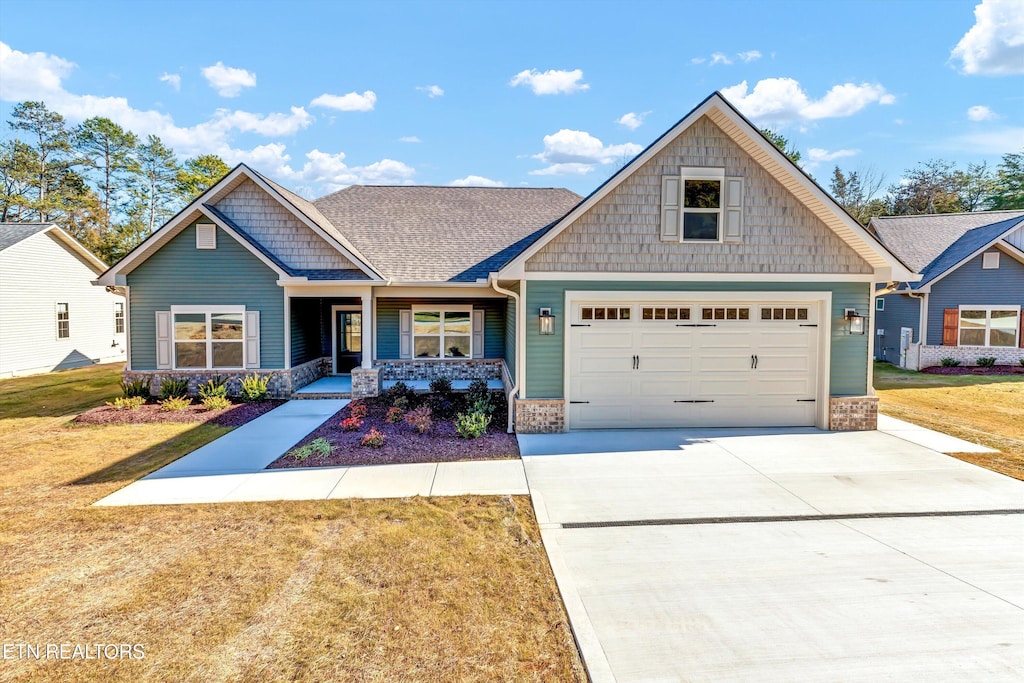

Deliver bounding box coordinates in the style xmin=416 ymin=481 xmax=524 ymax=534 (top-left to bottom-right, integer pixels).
xmin=661 ymin=167 xmax=743 ymax=243
xmin=982 ymin=252 xmax=1000 ymax=269
xmin=196 ymin=223 xmax=217 ymax=250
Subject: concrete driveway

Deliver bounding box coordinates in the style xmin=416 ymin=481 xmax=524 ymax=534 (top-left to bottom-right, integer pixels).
xmin=519 ymin=428 xmax=1024 ymax=682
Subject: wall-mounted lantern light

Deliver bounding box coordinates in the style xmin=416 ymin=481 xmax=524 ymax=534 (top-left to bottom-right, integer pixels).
xmin=845 ymin=308 xmax=866 ymax=335
xmin=539 ymin=307 xmax=555 ymax=335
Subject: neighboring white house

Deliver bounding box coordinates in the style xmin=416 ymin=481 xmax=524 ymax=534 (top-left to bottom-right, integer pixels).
xmin=0 ymin=223 xmax=126 ymax=378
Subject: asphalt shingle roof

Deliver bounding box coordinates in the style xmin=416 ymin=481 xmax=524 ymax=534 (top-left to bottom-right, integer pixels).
xmin=312 ymin=186 xmax=582 ymax=282
xmin=0 ymin=223 xmax=52 ymax=252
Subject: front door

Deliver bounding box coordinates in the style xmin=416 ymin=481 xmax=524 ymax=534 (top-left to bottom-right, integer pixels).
xmin=335 ymin=311 xmax=362 ymax=373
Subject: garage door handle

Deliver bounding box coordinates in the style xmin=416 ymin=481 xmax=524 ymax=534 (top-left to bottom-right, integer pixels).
xmin=634 ymin=355 xmax=639 ymax=370
xmin=674 ymin=399 xmax=714 ymax=403
xmin=751 ymin=354 xmax=759 ymax=369
xmin=571 ymin=324 xmax=591 ymax=327
xmin=799 ymin=324 xmax=817 ymax=327
xmin=797 ymin=399 xmax=816 ymax=402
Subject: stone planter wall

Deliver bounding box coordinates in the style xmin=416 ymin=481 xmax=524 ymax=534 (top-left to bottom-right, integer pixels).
xmin=374 ymin=359 xmax=502 ymax=381
xmin=514 ymin=399 xmax=565 ymax=433
xmin=829 ymin=396 xmax=878 ymax=431
xmin=915 ymin=344 xmax=1024 ymax=370
xmin=123 ymin=356 xmax=331 ymax=400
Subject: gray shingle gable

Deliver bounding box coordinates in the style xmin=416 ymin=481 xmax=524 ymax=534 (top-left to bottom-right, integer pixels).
xmin=0 ymin=223 xmax=52 ymax=252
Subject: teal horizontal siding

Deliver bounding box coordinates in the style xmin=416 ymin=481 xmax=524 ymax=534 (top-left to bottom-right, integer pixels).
xmin=925 ymin=252 xmax=1024 ymax=346
xmin=375 ymin=298 xmax=506 ymax=360
xmin=525 ymin=280 xmax=871 ymax=399
xmin=504 ymin=283 xmax=518 ymax=377
xmin=127 ymin=222 xmax=284 ymax=369
xmin=290 ymin=297 xmax=321 ymax=366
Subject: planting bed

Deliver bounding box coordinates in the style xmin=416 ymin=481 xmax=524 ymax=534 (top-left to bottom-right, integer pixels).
xmin=75 ymin=400 xmax=285 ymax=427
xmin=922 ymin=365 xmax=1024 ymax=375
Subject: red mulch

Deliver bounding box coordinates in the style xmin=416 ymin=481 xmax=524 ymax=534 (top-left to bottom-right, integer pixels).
xmin=74 ymin=400 xmax=285 ymax=427
xmin=922 ymin=365 xmax=1024 ymax=375
xmin=268 ymin=397 xmax=519 ymax=468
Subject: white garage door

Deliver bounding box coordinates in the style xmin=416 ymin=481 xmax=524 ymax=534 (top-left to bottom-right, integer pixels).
xmin=568 ymin=300 xmax=820 ymax=429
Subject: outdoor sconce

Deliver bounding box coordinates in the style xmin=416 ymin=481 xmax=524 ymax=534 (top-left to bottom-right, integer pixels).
xmin=845 ymin=308 xmax=866 ymax=335
xmin=538 ymin=307 xmax=555 ymax=335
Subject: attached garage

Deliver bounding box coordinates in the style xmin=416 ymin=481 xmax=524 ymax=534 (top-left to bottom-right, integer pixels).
xmin=566 ymin=293 xmax=827 ymax=429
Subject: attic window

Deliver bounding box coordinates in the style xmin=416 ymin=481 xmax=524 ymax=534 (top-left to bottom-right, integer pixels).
xmin=661 ymin=167 xmax=743 ymax=243
xmin=196 ymin=224 xmax=217 ymax=250
xmin=982 ymin=252 xmax=1000 ymax=269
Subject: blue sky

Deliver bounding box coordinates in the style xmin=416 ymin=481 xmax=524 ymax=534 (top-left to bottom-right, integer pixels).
xmin=1 ymin=0 xmax=1022 ymax=198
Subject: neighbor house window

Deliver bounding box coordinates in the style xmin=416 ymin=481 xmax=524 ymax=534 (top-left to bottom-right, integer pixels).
xmin=413 ymin=306 xmax=471 ymax=358
xmin=56 ymin=302 xmax=69 ymax=339
xmin=876 ymin=298 xmax=885 ymax=311
xmin=958 ymin=306 xmax=1019 ymax=347
xmin=172 ymin=307 xmax=244 ymax=368
xmin=114 ymin=302 xmax=125 ymax=334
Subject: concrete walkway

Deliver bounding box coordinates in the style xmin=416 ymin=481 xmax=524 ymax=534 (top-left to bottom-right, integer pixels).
xmin=94 ymin=399 xmax=527 ymax=506
xmin=878 ymin=413 xmax=998 ymax=453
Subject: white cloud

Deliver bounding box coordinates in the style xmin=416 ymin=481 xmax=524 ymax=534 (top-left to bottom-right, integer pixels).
xmin=398 ymin=135 xmax=421 ymax=143
xmin=208 ymin=106 xmax=313 ymax=136
xmin=804 ymin=147 xmax=860 ymax=170
xmin=616 ymin=111 xmax=650 ymax=130
xmin=0 ymin=41 xmax=74 ymax=101
xmin=201 ymin=61 xmax=256 ymax=97
xmin=310 ymin=90 xmax=377 ymax=112
xmin=720 ymin=78 xmax=895 ymax=124
xmin=691 ymin=50 xmax=762 ymax=66
xmin=737 ymin=50 xmax=762 ymax=63
xmin=951 ymin=0 xmax=1024 ymax=75
xmin=509 ymin=68 xmax=589 ymax=95
xmin=228 ymin=146 xmax=415 ymax=194
xmin=530 ymin=129 xmax=643 ymax=175
xmin=450 ymin=175 xmax=505 ymax=187
xmin=416 ymin=84 xmax=444 ymax=98
xmin=945 ymin=126 xmax=1024 ymax=153
xmin=709 ymin=52 xmax=732 ymax=66
xmin=690 ymin=57 xmax=706 ymax=65
xmin=159 ymin=72 xmax=181 ymax=92
xmin=967 ymin=104 xmax=997 ymax=121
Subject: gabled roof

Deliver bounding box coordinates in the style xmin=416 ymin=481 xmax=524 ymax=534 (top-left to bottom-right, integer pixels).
xmin=497 ymin=92 xmax=917 ymax=282
xmin=0 ymin=222 xmax=108 ymax=273
xmin=313 ymin=186 xmax=581 ymax=282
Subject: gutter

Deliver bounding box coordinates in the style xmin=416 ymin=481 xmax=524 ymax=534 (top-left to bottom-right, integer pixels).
xmin=488 ymin=274 xmax=520 ymax=433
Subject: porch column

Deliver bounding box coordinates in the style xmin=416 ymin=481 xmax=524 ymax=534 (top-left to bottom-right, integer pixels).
xmin=360 ymin=289 xmax=372 ymax=369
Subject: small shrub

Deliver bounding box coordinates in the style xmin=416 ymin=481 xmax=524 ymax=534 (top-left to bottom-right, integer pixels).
xmin=939 ymin=357 xmax=961 ymax=368
xmin=121 ymin=378 xmax=151 ymax=398
xmin=349 ymin=401 xmax=368 ymax=419
xmin=361 ymin=427 xmax=386 ymax=448
xmin=198 ymin=376 xmax=228 ymax=399
xmin=1020 ymin=359 xmax=1024 ymax=368
xmin=159 ymin=377 xmax=190 ymax=400
xmin=240 ymin=373 xmax=270 ymax=402
xmin=289 ymin=437 xmax=334 ymax=462
xmin=383 ymin=381 xmax=417 ymax=408
xmin=107 ymin=396 xmax=146 ymax=411
xmin=341 ymin=416 xmax=364 ymax=431
xmin=385 ymin=406 xmax=404 ymax=424
xmin=393 ymin=396 xmax=410 ymax=410
xmin=201 ymin=395 xmax=232 ymax=411
xmin=159 ymin=396 xmax=192 ymax=412
xmin=455 ymin=409 xmax=491 ymax=439
xmin=429 ymin=376 xmax=453 ymax=395
xmin=405 ymin=405 xmax=432 ymax=434
xmin=466 ymin=378 xmax=490 ymax=405
xmin=977 ymin=356 xmax=997 ymax=368
xmin=428 ymin=393 xmax=459 ymax=421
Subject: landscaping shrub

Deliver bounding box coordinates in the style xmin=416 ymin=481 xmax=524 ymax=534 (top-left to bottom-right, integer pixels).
xmin=385 ymin=406 xmax=404 ymax=424
xmin=341 ymin=416 xmax=364 ymax=431
xmin=940 ymin=357 xmax=961 ymax=367
xmin=382 ymin=381 xmax=417 ymax=408
xmin=405 ymin=405 xmax=433 ymax=434
xmin=201 ymin=395 xmax=232 ymax=411
xmin=1020 ymin=359 xmax=1024 ymax=368
xmin=393 ymin=396 xmax=410 ymax=410
xmin=198 ymin=376 xmax=228 ymax=399
xmin=360 ymin=427 xmax=386 ymax=448
xmin=159 ymin=377 xmax=190 ymax=400
xmin=107 ymin=396 xmax=145 ymax=411
xmin=289 ymin=437 xmax=334 ymax=462
xmin=429 ymin=376 xmax=453 ymax=395
xmin=121 ymin=378 xmax=151 ymax=398
xmin=240 ymin=373 xmax=270 ymax=402
xmin=159 ymin=396 xmax=191 ymax=412
xmin=427 ymin=393 xmax=459 ymax=420
xmin=455 ymin=409 xmax=491 ymax=439
xmin=977 ymin=356 xmax=997 ymax=368
xmin=349 ymin=401 xmax=368 ymax=419
xmin=466 ymin=378 xmax=490 ymax=404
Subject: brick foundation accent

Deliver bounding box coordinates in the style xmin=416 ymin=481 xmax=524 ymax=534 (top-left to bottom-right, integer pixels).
xmin=915 ymin=344 xmax=1024 ymax=371
xmin=351 ymin=367 xmax=381 ymax=398
xmin=514 ymin=399 xmax=565 ymax=433
xmin=375 ymin=359 xmax=502 ymax=381
xmin=829 ymin=396 xmax=878 ymax=431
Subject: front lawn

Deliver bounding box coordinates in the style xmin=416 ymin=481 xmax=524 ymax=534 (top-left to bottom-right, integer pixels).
xmin=874 ymin=361 xmax=1024 ymax=480
xmin=0 ymin=365 xmax=584 ymax=682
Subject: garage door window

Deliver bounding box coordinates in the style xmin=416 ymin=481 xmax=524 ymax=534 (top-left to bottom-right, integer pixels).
xmin=702 ymin=307 xmax=750 ymax=321
xmin=581 ymin=306 xmax=631 ymax=321
xmin=761 ymin=307 xmax=809 ymax=321
xmin=642 ymin=306 xmax=691 ymax=321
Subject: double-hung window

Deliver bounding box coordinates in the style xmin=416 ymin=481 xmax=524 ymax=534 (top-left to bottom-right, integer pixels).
xmin=661 ymin=167 xmax=742 ymax=242
xmin=412 ymin=306 xmax=471 ymax=359
xmin=114 ymin=302 xmax=125 ymax=334
xmin=172 ymin=306 xmax=245 ymax=368
xmin=958 ymin=306 xmax=1019 ymax=347
xmin=56 ymin=303 xmax=69 ymax=339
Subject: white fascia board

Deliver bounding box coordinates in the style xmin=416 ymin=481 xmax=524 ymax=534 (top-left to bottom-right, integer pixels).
xmin=914 ymin=218 xmax=1024 ymax=291
xmin=514 ymin=271 xmax=878 ymax=283
xmin=995 ymin=239 xmax=1024 ymax=265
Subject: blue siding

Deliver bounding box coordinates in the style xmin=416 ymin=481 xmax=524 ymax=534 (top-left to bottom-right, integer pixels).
xmin=127 ymin=222 xmax=284 ymax=369
xmin=874 ymin=293 xmax=921 ymax=362
xmin=290 ymin=298 xmax=322 ymax=366
xmin=926 ymin=251 xmax=1024 ymax=346
xmin=524 ymin=281 xmax=871 ymax=399
xmin=375 ymin=298 xmax=506 ymax=360
xmin=504 ymin=283 xmax=518 ymax=376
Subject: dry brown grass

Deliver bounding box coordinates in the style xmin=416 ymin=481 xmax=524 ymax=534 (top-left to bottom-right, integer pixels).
xmin=0 ymin=365 xmax=585 ymax=682
xmin=874 ymin=362 xmax=1024 ymax=481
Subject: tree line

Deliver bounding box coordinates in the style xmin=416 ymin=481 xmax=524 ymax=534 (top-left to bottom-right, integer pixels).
xmin=0 ymin=101 xmax=230 ymax=264
xmin=762 ymin=128 xmax=1024 ymax=225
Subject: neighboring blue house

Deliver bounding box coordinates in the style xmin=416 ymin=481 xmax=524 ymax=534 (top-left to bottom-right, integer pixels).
xmin=872 ymin=211 xmax=1024 ymax=369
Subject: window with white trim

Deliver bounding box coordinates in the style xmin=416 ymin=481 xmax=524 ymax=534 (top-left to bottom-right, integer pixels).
xmin=114 ymin=302 xmax=125 ymax=334
xmin=982 ymin=252 xmax=1000 ymax=269
xmin=958 ymin=306 xmax=1019 ymax=347
xmin=412 ymin=306 xmax=471 ymax=358
xmin=56 ymin=302 xmax=69 ymax=339
xmin=876 ymin=298 xmax=885 ymax=311
xmin=661 ymin=167 xmax=743 ymax=243
xmin=172 ymin=307 xmax=244 ymax=368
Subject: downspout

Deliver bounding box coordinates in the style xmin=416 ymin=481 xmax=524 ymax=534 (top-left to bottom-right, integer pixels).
xmin=489 ymin=274 xmax=520 ymax=433
xmin=907 ymin=290 xmax=925 ymax=345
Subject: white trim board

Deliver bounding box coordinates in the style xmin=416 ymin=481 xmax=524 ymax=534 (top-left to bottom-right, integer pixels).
xmin=516 ymin=272 xmax=879 ymax=283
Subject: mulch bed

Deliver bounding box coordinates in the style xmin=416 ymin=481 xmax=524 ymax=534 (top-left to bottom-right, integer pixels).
xmin=922 ymin=365 xmax=1024 ymax=375
xmin=268 ymin=396 xmax=519 ymax=468
xmin=74 ymin=400 xmax=285 ymax=427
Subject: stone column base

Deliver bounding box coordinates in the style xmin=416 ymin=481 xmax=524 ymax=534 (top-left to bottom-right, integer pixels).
xmin=514 ymin=399 xmax=565 ymax=433
xmin=351 ymin=367 xmax=381 ymax=398
xmin=829 ymin=396 xmax=878 ymax=431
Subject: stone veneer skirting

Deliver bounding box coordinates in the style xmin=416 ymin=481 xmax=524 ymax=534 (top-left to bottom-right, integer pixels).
xmin=124 ymin=356 xmax=331 ymax=399
xmin=829 ymin=396 xmax=878 ymax=431
xmin=912 ymin=344 xmax=1024 ymax=371
xmin=374 ymin=359 xmax=502 ymax=381
xmin=514 ymin=399 xmax=565 ymax=434
xmin=351 ymin=367 xmax=381 ymax=398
